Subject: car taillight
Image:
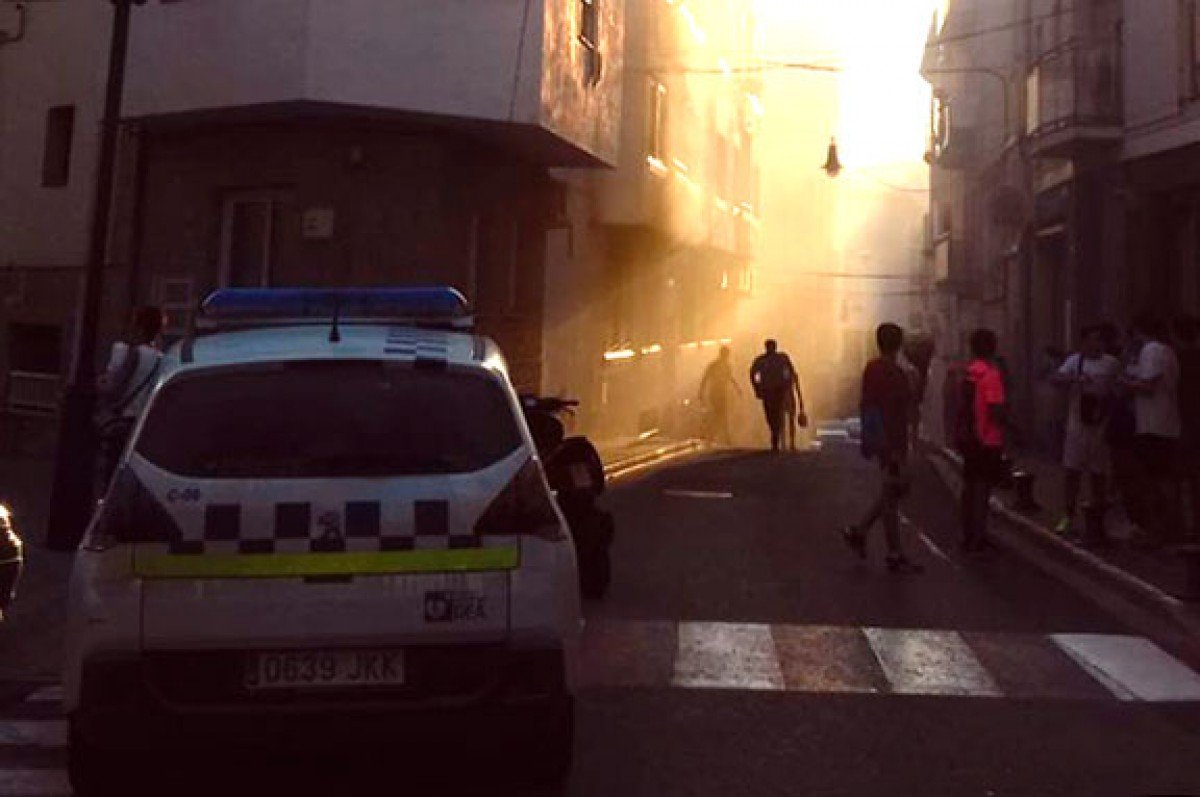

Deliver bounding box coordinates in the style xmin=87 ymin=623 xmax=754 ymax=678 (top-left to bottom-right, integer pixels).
xmin=474 ymin=458 xmax=564 ymax=540
xmin=83 ymin=467 xmax=182 ymax=551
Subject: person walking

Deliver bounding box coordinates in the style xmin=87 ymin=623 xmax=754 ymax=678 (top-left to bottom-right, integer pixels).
xmin=95 ymin=306 xmax=165 ymax=486
xmin=780 ymin=369 xmax=808 ymax=451
xmin=1051 ymin=324 xmax=1121 ymax=540
xmin=697 ymin=346 xmax=741 ymax=445
xmin=750 ymin=339 xmax=800 ymax=452
xmin=840 ymin=323 xmax=923 ymax=574
xmin=958 ymin=329 xmax=1007 ymax=553
xmin=1123 ymin=313 xmax=1183 ymax=548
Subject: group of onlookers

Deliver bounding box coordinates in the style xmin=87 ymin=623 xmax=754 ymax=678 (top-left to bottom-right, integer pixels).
xmin=1052 ymin=313 xmax=1200 ymax=550
xmin=843 ymin=309 xmax=1200 ymax=575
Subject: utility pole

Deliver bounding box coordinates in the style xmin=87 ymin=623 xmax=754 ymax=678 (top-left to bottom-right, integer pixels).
xmin=45 ymin=0 xmax=142 ymax=550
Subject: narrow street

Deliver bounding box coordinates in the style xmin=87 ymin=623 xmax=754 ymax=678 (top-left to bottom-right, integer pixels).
xmin=2 ymin=437 xmax=1199 ymax=795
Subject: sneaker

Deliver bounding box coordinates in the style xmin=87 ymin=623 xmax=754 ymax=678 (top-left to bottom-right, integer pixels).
xmin=886 ymin=556 xmax=924 ymax=574
xmin=841 ymin=525 xmax=866 ymax=560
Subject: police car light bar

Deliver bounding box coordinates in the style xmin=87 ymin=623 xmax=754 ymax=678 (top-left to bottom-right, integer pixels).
xmin=200 ymin=287 xmax=474 ymax=330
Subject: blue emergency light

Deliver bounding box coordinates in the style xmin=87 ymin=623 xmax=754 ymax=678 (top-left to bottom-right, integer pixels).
xmin=200 ymin=287 xmax=473 ymax=330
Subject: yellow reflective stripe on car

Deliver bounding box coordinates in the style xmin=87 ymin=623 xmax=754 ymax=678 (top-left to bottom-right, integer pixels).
xmin=133 ymin=547 xmax=520 ymax=579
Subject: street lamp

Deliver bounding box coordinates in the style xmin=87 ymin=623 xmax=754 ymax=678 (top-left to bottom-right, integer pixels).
xmin=45 ymin=0 xmax=144 ymax=550
xmin=821 ymin=138 xmax=843 ymax=178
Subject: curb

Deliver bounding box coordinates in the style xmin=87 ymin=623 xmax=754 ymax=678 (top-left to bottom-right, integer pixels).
xmin=603 ymin=440 xmax=706 ymax=481
xmin=926 ymin=445 xmax=1200 ymax=666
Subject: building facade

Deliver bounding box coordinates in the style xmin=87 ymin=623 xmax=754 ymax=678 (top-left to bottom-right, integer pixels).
xmin=0 ymin=0 xmax=625 ymax=450
xmin=546 ymin=0 xmax=760 ymax=441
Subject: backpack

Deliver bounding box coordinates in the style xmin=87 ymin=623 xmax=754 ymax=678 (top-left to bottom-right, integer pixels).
xmin=754 ymin=353 xmax=793 ymax=394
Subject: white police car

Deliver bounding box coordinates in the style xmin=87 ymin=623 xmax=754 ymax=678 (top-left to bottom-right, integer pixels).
xmin=64 ymin=288 xmax=581 ymax=794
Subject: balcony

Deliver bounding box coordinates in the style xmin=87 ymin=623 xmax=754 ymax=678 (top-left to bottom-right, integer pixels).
xmin=1025 ymin=39 xmax=1122 ymax=157
xmin=122 ymin=0 xmax=621 ymax=167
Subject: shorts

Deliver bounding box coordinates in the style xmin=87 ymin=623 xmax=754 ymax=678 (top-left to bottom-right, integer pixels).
xmin=1062 ymin=425 xmax=1111 ymax=474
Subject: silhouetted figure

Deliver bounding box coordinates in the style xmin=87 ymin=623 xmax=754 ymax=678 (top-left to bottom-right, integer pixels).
xmin=697 ymin=346 xmax=741 ymax=445
xmin=750 ymin=339 xmax=800 ymax=452
xmin=842 ymin=323 xmax=922 ymax=573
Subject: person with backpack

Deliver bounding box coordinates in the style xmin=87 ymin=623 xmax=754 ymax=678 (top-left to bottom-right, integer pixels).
xmin=840 ymin=323 xmax=923 ymax=574
xmin=749 ymin=339 xmax=803 ymax=453
xmin=1051 ymin=324 xmax=1121 ymax=539
xmin=959 ymin=329 xmax=1007 ymax=553
xmin=95 ymin=306 xmax=166 ymax=486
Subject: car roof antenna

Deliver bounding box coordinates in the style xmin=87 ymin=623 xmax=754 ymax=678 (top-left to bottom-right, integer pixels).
xmin=329 ymin=297 xmax=341 ymax=343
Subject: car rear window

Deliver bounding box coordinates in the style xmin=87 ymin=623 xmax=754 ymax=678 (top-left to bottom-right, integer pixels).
xmin=136 ymin=360 xmax=522 ymax=478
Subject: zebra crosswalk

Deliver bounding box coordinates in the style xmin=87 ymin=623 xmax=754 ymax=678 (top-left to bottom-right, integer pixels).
xmin=579 ymin=620 xmax=1200 ymax=702
xmin=0 ymin=622 xmax=1197 ymax=795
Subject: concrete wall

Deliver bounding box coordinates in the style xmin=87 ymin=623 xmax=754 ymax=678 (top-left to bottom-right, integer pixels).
xmin=124 ymin=0 xmax=622 ymax=165
xmin=1123 ymin=0 xmax=1200 ymax=159
xmin=134 ymin=123 xmax=550 ymax=390
xmin=0 ymin=3 xmax=109 ymax=267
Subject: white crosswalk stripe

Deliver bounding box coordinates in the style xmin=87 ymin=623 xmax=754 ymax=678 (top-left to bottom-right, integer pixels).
xmin=1051 ymin=633 xmax=1200 ymax=702
xmin=0 ymin=623 xmax=1196 ymax=794
xmin=672 ymin=622 xmax=786 ymax=690
xmin=0 ymin=769 xmax=69 ymax=797
xmin=863 ymin=628 xmax=1002 ymax=697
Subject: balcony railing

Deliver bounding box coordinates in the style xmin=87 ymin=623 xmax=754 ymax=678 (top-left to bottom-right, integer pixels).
xmin=1026 ymin=38 xmax=1122 ymax=140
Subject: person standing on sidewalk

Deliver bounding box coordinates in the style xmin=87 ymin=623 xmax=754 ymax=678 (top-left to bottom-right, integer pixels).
xmin=1051 ymin=324 xmax=1121 ymax=539
xmin=1123 ymin=312 xmax=1183 ymax=548
xmin=697 ymin=346 xmax=742 ymax=445
xmin=95 ymin=306 xmax=166 ymax=486
xmin=958 ymin=329 xmax=1007 ymax=554
xmin=750 ymin=339 xmax=800 ymax=453
xmin=841 ymin=323 xmax=923 ymax=574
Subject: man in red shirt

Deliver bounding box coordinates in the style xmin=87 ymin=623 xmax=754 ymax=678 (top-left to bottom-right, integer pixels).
xmin=841 ymin=323 xmax=923 ymax=574
xmin=960 ymin=329 xmax=1007 ymax=552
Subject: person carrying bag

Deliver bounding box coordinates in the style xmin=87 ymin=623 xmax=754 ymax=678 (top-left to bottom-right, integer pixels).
xmin=95 ymin=306 xmax=165 ymax=486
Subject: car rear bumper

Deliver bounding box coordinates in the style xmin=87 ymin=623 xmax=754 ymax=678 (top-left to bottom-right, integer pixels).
xmin=72 ymin=645 xmax=568 ymax=753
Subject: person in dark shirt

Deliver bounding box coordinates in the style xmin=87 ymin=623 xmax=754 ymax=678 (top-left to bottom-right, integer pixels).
xmin=1175 ymin=315 xmax=1200 ymax=539
xmin=750 ymin=340 xmax=802 ymax=453
xmin=841 ymin=322 xmax=923 ymax=574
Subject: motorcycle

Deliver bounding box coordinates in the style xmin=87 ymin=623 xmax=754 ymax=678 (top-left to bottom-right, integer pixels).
xmin=520 ymin=396 xmax=613 ymax=599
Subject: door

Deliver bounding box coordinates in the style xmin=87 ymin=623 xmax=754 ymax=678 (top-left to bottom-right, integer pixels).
xmin=219 ymin=190 xmax=288 ymax=288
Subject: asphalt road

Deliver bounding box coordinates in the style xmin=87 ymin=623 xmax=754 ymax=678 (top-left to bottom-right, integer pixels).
xmin=3 ymin=438 xmax=1200 ymax=795
xmin=567 ymin=439 xmax=1200 ymax=797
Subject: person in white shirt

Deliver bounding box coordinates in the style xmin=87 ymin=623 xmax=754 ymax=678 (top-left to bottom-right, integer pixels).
xmin=96 ymin=306 xmax=165 ymax=484
xmin=1052 ymin=325 xmax=1121 ymax=539
xmin=1122 ymin=313 xmax=1183 ymax=547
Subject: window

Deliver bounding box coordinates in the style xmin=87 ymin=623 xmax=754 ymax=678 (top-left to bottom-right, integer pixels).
xmin=6 ymin=323 xmax=62 ymax=416
xmin=219 ymin=191 xmax=282 ymax=287
xmin=579 ymin=0 xmax=602 ymax=87
xmin=41 ymin=106 xmax=75 ymax=188
xmin=648 ymin=80 xmax=668 ymax=162
xmin=136 ymin=362 xmax=523 ymax=478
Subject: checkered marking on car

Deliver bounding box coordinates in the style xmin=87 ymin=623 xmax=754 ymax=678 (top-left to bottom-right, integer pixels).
xmin=166 ymin=499 xmax=480 ymax=555
xmin=383 ymin=327 xmax=450 ymax=363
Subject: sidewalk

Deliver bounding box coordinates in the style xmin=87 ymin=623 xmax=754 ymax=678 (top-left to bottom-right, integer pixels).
xmin=927 ymin=443 xmax=1200 ymax=665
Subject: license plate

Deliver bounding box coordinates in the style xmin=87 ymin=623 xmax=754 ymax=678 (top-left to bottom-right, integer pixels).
xmin=245 ymin=650 xmax=405 ymax=690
